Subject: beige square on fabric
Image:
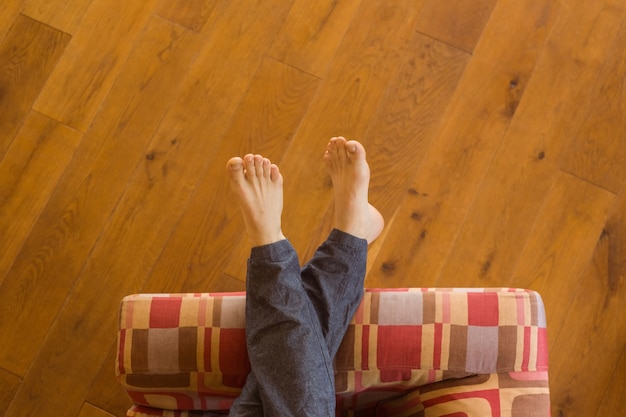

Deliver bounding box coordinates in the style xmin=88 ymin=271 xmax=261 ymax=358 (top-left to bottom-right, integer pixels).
xmin=148 ymin=328 xmax=179 ymax=373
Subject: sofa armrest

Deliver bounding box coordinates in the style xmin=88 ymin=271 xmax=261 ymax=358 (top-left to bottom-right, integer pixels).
xmin=116 ymin=292 xmax=249 ymax=411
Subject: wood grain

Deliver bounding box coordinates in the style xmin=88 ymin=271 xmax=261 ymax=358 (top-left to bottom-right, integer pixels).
xmin=21 ymin=0 xmax=94 ymax=34
xmin=367 ymin=0 xmax=559 ymax=288
xmin=510 ymin=172 xmax=614 ymax=293
xmin=0 ymin=112 xmax=82 ymax=284
xmin=278 ymin=0 xmax=427 ymax=260
xmin=153 ymin=0 xmax=218 ymax=33
xmin=548 ymin=189 xmax=625 ymax=417
xmin=144 ymin=56 xmax=320 ymax=293
xmin=559 ymin=19 xmax=626 ymax=194
xmin=0 ymin=368 xmax=20 ymax=414
xmin=76 ymin=403 xmax=116 ymax=417
xmin=434 ymin=0 xmax=624 ymax=288
xmin=3 ymin=3 xmax=294 ymax=416
xmin=0 ymin=0 xmax=22 ymax=40
xmin=595 ymin=343 xmax=626 ymax=417
xmin=86 ymin=345 xmax=132 ymax=416
xmin=2 ymin=1 xmax=626 ymax=416
xmin=366 ymin=34 xmax=470 ymax=223
xmin=416 ymin=0 xmax=498 ymax=53
xmin=0 ymin=16 xmax=202 ymax=379
xmin=32 ymin=0 xmax=157 ymax=130
xmin=269 ymin=0 xmax=363 ymax=76
xmin=0 ymin=14 xmax=70 ymax=159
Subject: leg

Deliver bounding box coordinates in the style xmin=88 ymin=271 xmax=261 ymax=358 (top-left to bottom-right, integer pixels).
xmin=302 ymin=137 xmax=384 ymax=357
xmin=227 ymin=373 xmax=263 ymax=417
xmin=225 ymin=141 xmax=385 ymax=416
xmin=301 ymin=230 xmax=367 ymax=358
xmin=232 ymin=231 xmax=365 ymax=416
xmin=230 ymin=244 xmax=337 ymax=416
xmin=226 ymin=154 xmax=335 ymax=417
xmin=245 ymin=240 xmax=336 ymax=417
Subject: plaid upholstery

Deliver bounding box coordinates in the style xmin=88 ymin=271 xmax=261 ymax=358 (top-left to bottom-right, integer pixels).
xmin=116 ymin=289 xmax=550 ymax=417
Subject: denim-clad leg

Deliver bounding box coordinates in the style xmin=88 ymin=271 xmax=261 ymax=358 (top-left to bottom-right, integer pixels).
xmin=228 ymin=231 xmax=367 ymax=417
xmin=300 ymin=229 xmax=367 ymax=358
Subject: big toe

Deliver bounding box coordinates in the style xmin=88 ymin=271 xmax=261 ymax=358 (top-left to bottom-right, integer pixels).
xmin=227 ymin=157 xmax=245 ymax=180
xmin=346 ymin=140 xmax=366 ymax=161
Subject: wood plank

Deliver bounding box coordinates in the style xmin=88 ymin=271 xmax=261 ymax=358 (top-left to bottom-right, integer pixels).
xmin=77 ymin=402 xmax=116 ymax=417
xmin=275 ymin=0 xmax=427 ymax=261
xmin=595 ymin=344 xmax=626 ymax=417
xmin=2 ymin=3 xmax=295 ymax=416
xmin=0 ymin=112 xmax=82 ymax=285
xmin=269 ymin=0 xmax=363 ymax=76
xmin=93 ymin=0 xmax=298 ymax=295
xmin=0 ymin=17 xmax=203 ymax=379
xmin=433 ymin=0 xmax=624 ymax=287
xmin=366 ymin=35 xmax=470 ymax=225
xmin=32 ymin=0 xmax=156 ymax=131
xmin=359 ymin=34 xmax=470 ymax=278
xmin=366 ymin=0 xmax=559 ymax=288
xmin=153 ymin=0 xmax=218 ymax=33
xmin=269 ymin=31 xmax=466 ymax=280
xmin=143 ymin=56 xmax=319 ymax=293
xmin=511 ymin=171 xmax=614 ymax=304
xmin=0 ymin=14 xmax=70 ymax=159
xmin=559 ymin=20 xmax=626 ymax=194
xmin=0 ymin=0 xmax=22 ymax=41
xmin=86 ymin=344 xmax=132 ymax=417
xmin=0 ymin=367 xmax=21 ymax=413
xmin=548 ymin=188 xmax=626 ymax=417
xmin=415 ymin=0 xmax=498 ymax=53
xmin=21 ymin=0 xmax=94 ymax=34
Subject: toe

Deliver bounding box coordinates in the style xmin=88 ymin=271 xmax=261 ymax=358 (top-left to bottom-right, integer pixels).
xmin=227 ymin=156 xmax=243 ymax=170
xmin=243 ymin=154 xmax=255 ymax=177
xmin=270 ymin=164 xmax=282 ymax=183
xmin=262 ymin=157 xmax=271 ymax=178
xmin=333 ymin=137 xmax=349 ymax=161
xmin=330 ymin=137 xmax=344 ymax=161
xmin=227 ymin=157 xmax=245 ymax=181
xmin=346 ymin=140 xmax=366 ymax=161
xmin=253 ymin=155 xmax=264 ymax=177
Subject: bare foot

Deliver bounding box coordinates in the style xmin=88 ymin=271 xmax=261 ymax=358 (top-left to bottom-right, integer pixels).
xmin=324 ymin=137 xmax=384 ymax=244
xmin=227 ymin=154 xmax=286 ymax=247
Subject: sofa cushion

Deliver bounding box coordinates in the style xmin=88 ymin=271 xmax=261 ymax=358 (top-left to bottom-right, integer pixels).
xmin=333 ymin=289 xmax=548 ymax=412
xmin=116 ymin=289 xmax=549 ymax=415
xmin=375 ymin=371 xmax=550 ymax=417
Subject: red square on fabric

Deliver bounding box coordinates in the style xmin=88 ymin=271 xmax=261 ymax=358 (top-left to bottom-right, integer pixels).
xmin=219 ymin=328 xmax=250 ymax=374
xmin=537 ymin=327 xmax=549 ymax=370
xmin=377 ymin=325 xmax=422 ymax=368
xmin=467 ymin=292 xmax=499 ymax=326
xmin=149 ymin=298 xmax=182 ymax=328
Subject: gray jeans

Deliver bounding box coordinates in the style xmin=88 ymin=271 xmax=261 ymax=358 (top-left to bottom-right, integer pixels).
xmin=228 ymin=229 xmax=367 ymax=417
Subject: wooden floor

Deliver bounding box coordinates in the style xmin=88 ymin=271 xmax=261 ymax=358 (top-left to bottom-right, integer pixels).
xmin=1 ymin=0 xmax=624 ymax=416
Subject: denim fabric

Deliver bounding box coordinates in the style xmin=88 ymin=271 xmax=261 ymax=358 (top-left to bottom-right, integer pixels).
xmin=228 ymin=230 xmax=367 ymax=417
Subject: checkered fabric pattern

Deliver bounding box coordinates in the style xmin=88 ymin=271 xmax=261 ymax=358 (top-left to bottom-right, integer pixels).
xmin=116 ymin=288 xmax=550 ymax=417
xmin=374 ymin=371 xmax=550 ymax=417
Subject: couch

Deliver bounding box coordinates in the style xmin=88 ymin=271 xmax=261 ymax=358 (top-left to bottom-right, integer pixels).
xmin=116 ymin=288 xmax=550 ymax=416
